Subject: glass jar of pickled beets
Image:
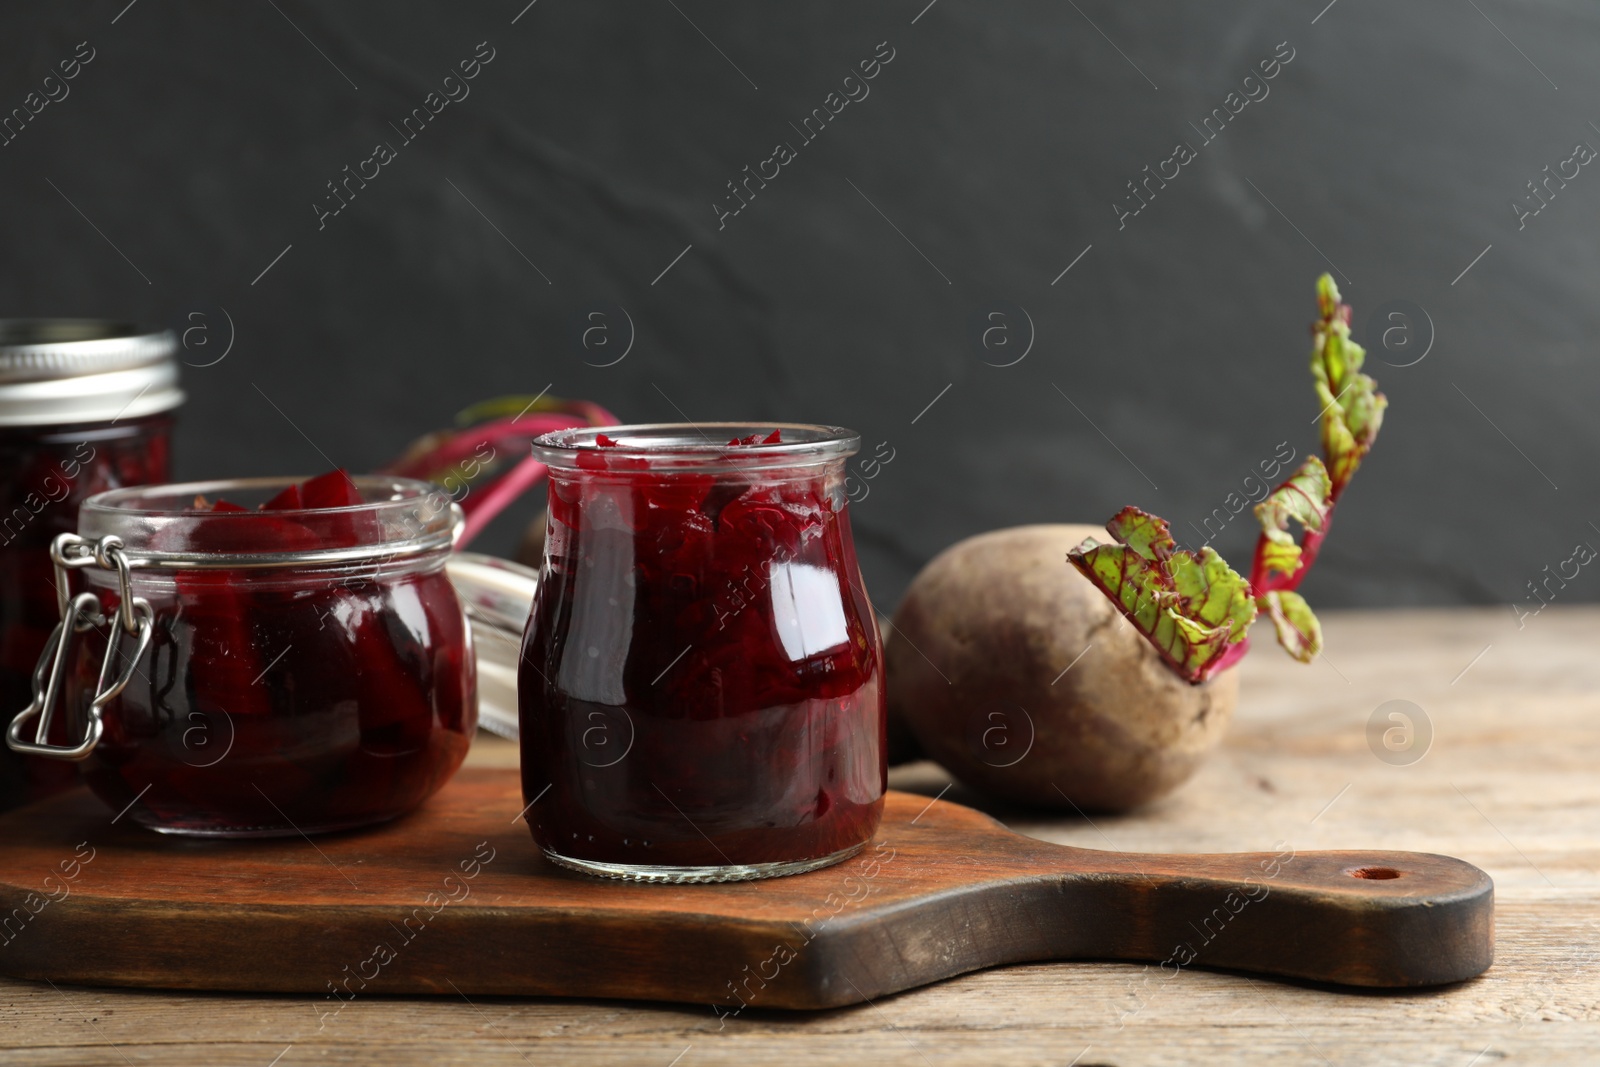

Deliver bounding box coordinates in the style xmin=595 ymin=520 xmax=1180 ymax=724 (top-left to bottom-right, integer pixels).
xmin=5 ymin=472 xmax=477 ymax=836
xmin=519 ymin=424 xmax=885 ymax=883
xmin=0 ymin=321 xmax=181 ymax=812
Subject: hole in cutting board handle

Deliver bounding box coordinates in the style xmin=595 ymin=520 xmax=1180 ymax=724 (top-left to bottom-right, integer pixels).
xmin=1346 ymin=866 xmax=1403 ymax=880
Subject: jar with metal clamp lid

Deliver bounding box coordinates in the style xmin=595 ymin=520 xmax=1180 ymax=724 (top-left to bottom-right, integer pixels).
xmin=6 ymin=475 xmax=476 ymax=836
xmin=0 ymin=320 xmax=182 ymax=811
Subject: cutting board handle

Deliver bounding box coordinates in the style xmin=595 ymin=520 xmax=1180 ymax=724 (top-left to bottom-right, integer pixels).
xmin=1030 ymin=843 xmax=1494 ymax=987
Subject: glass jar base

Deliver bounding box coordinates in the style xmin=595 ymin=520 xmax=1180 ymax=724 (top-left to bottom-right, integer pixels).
xmin=138 ymin=811 xmax=401 ymax=839
xmin=542 ymin=841 xmax=867 ymax=884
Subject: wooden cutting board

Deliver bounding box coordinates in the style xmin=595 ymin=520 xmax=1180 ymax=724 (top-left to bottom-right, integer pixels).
xmin=0 ymin=768 xmax=1492 ymax=1009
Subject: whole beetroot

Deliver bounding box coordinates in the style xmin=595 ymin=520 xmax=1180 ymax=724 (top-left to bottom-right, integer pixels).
xmin=886 ymin=524 xmax=1238 ymax=812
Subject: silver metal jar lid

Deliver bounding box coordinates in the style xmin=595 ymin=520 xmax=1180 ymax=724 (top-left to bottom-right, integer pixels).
xmin=0 ymin=319 xmax=183 ymax=427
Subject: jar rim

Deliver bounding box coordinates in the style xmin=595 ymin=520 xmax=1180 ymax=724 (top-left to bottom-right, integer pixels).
xmin=79 ymin=476 xmax=459 ymax=569
xmin=0 ymin=318 xmax=182 ymax=426
xmin=532 ymin=422 xmax=860 ymax=471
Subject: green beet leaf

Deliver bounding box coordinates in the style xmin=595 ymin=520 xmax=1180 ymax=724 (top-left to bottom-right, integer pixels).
xmin=1066 ymin=275 xmax=1384 ymax=683
xmin=1256 ymin=589 xmax=1323 ymax=663
xmin=1068 ymin=506 xmax=1257 ymax=685
xmin=1253 ymin=456 xmax=1332 ymax=580
xmin=1312 ymin=275 xmax=1387 ymax=493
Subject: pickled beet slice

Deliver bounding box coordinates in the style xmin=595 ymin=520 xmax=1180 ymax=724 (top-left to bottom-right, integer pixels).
xmin=299 ymin=469 xmax=363 ymax=510
xmin=301 ymin=469 xmax=376 ymax=545
xmin=577 ymin=437 xmax=647 ymax=473
xmin=350 ymin=595 xmax=439 ymax=756
xmin=725 ymin=430 xmax=781 ymax=446
xmin=181 ymin=512 xmax=322 ymax=556
xmin=175 ymin=470 xmax=366 ymax=716
xmin=261 ymin=484 xmax=303 ymax=510
xmin=177 ymin=570 xmax=270 ymax=718
xmin=256 ymin=471 xmax=359 ymax=514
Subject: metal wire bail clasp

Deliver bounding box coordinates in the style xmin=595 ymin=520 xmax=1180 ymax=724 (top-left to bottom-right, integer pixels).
xmin=6 ymin=533 xmax=154 ymax=760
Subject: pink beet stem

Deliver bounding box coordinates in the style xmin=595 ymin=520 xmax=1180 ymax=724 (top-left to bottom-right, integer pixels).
xmin=455 ymin=453 xmax=553 ymax=549
xmin=384 ymin=414 xmax=589 ymax=479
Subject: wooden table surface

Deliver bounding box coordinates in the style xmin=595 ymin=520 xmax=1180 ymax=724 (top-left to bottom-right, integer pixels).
xmin=2 ymin=606 xmax=1596 ymax=1066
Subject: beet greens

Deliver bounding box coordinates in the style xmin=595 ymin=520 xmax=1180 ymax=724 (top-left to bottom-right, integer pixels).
xmin=1067 ymin=275 xmax=1387 ymax=684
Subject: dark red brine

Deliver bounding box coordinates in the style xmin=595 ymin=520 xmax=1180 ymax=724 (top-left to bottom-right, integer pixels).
xmin=519 ymin=424 xmax=885 ymax=882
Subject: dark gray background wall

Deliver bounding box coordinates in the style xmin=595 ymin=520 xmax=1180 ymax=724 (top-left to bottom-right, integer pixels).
xmin=4 ymin=1 xmax=1595 ymax=617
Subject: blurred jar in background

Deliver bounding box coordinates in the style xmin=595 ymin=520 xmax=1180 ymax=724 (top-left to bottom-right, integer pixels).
xmin=0 ymin=321 xmax=181 ymax=810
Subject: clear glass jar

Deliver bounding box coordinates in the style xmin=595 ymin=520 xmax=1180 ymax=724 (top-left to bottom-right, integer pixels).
xmin=0 ymin=321 xmax=182 ymax=811
xmin=6 ymin=476 xmax=476 ymax=836
xmin=519 ymin=424 xmax=885 ymax=882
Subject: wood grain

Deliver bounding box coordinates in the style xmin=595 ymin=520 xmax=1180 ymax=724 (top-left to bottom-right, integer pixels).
xmin=0 ymin=607 xmax=1595 ymax=1065
xmin=0 ymin=769 xmax=1493 ymax=1005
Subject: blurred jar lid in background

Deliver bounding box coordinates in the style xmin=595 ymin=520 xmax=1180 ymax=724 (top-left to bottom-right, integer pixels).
xmin=0 ymin=319 xmax=182 ymax=426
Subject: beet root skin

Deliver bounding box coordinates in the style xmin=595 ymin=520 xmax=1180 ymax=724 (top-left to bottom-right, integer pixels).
xmin=886 ymin=524 xmax=1238 ymax=813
